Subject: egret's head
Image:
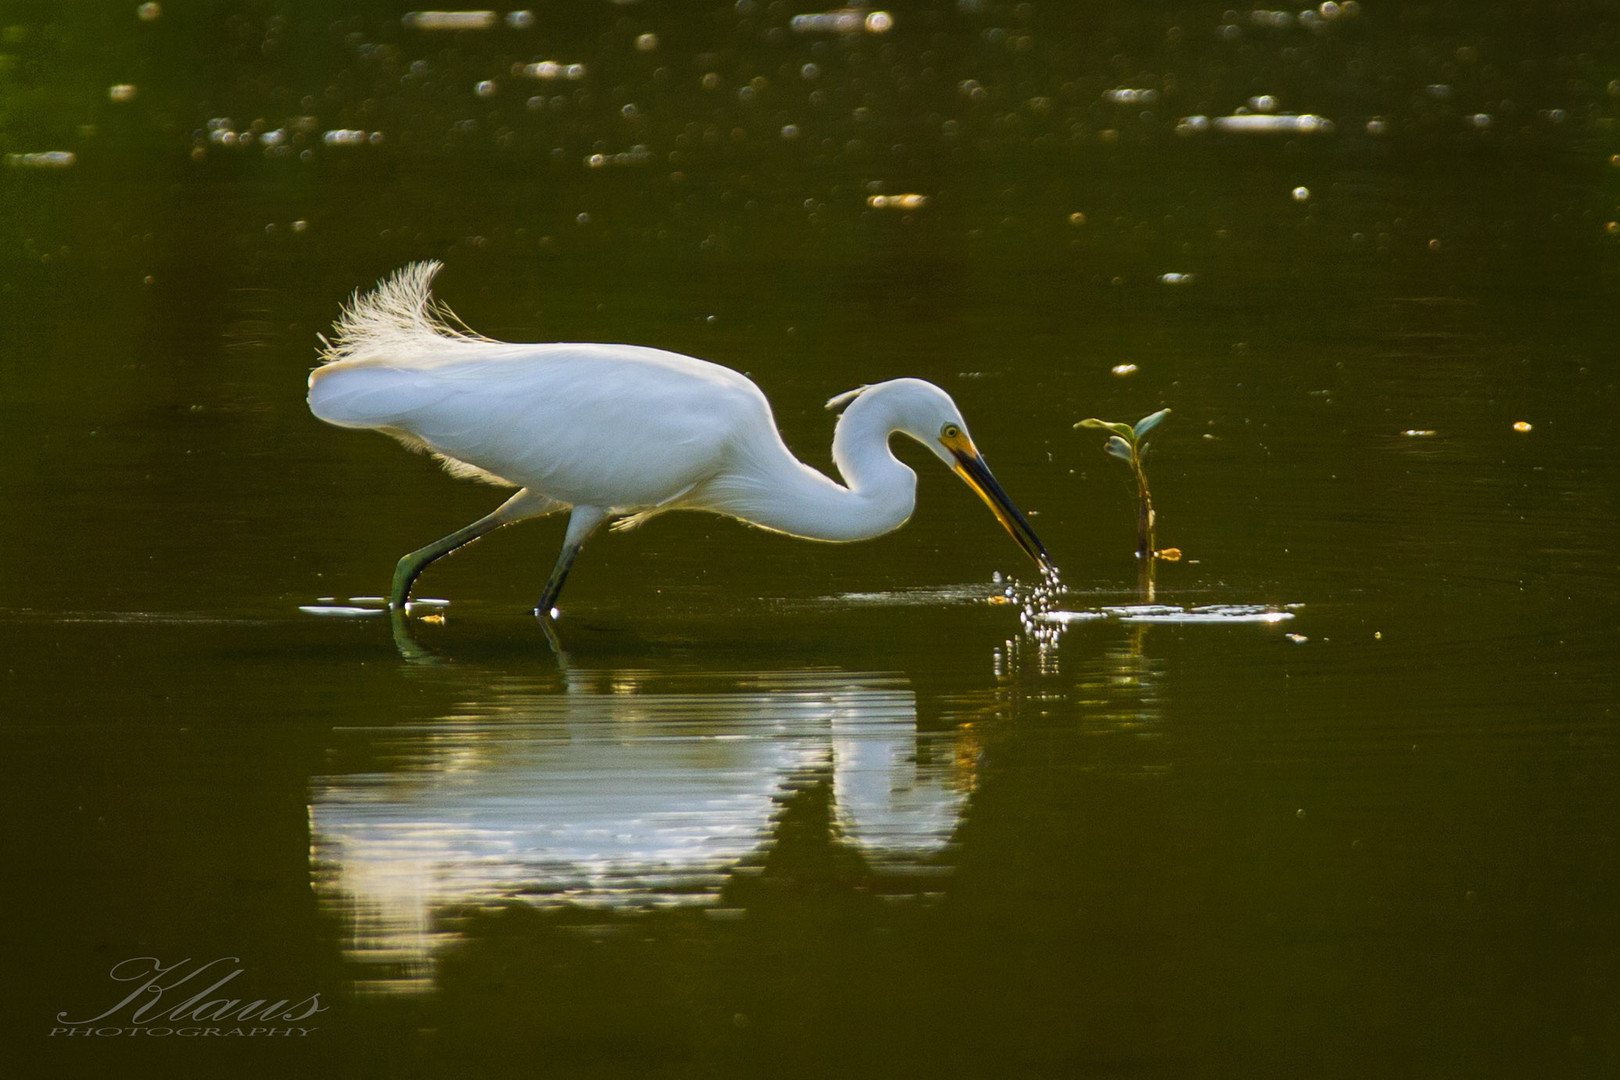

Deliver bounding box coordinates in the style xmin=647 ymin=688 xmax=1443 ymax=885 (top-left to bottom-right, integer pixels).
xmin=832 ymin=378 xmax=1054 ymax=572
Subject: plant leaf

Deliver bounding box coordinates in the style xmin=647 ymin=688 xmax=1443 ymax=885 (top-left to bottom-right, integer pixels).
xmin=1133 ymin=408 xmax=1170 ymax=439
xmin=1104 ymin=435 xmax=1134 ymax=461
xmin=1074 ymin=418 xmax=1113 ymax=431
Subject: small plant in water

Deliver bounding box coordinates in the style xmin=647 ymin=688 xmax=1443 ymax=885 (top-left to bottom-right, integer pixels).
xmin=1075 ymin=408 xmax=1179 ymax=596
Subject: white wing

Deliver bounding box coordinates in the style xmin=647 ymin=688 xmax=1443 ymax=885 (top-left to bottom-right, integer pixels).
xmin=310 ymin=341 xmax=775 ymax=510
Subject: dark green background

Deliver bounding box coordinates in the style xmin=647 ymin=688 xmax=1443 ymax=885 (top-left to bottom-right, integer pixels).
xmin=3 ymin=2 xmax=1617 ymax=1076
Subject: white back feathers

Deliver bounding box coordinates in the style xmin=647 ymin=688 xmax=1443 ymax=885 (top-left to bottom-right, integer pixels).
xmin=316 ymin=260 xmax=488 ymax=369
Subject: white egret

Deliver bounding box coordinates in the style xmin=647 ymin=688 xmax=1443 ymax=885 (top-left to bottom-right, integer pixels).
xmin=308 ymin=262 xmax=1052 ymax=618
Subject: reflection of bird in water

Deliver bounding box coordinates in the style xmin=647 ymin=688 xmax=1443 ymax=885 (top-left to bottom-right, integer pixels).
xmin=308 ymin=262 xmax=1052 ymax=619
xmin=307 ymin=668 xmax=967 ymax=992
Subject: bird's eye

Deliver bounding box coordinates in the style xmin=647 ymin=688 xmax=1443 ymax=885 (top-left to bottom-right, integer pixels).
xmin=941 ymin=423 xmax=961 ymax=440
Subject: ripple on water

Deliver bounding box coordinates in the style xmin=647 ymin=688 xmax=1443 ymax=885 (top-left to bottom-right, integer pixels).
xmin=299 ymin=597 xmax=449 ymax=617
xmin=1040 ymin=603 xmax=1299 ymax=626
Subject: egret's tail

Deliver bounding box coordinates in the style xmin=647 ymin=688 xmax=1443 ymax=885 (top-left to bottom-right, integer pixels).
xmin=307 ymin=362 xmax=431 ymax=429
xmin=309 ymin=261 xmax=488 ymax=427
xmin=307 ymin=263 xmax=516 ymax=486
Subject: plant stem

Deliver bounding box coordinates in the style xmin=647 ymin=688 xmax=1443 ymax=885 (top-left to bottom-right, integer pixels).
xmin=1133 ymin=456 xmax=1156 ymax=601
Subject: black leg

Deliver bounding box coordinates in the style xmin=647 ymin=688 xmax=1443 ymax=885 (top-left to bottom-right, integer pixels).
xmin=535 ymin=506 xmax=608 ymax=619
xmin=390 ymin=488 xmax=561 ymax=609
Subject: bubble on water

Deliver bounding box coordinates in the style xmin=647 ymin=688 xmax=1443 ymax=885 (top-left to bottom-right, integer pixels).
xmin=1292 ymin=185 xmax=1311 ymax=201
xmin=867 ymin=193 xmax=929 ymax=210
xmin=636 ymin=32 xmax=659 ymax=52
xmin=1217 ymin=113 xmax=1328 ymax=135
xmin=402 ymin=11 xmax=498 ymax=31
xmin=524 ymin=61 xmax=587 ymax=81
xmin=7 ymin=150 xmax=76 ymax=168
xmin=789 ymin=9 xmax=891 ymax=34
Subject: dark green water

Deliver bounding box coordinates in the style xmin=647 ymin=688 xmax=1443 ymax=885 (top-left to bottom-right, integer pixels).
xmin=4 ymin=3 xmax=1618 ymax=1077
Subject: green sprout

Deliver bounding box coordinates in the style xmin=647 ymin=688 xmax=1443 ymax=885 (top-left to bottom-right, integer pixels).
xmin=1075 ymin=408 xmax=1178 ymax=595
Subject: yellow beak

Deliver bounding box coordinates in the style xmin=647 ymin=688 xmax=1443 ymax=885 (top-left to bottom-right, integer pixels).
xmin=945 ymin=435 xmax=1054 ymax=573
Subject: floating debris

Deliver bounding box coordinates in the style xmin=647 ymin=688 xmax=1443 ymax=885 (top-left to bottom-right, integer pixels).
xmin=299 ymin=604 xmax=386 ymax=617
xmin=791 ymin=8 xmax=893 ymax=34
xmin=867 ymin=194 xmax=928 ymax=210
xmin=1512 ymin=421 xmax=1533 ymax=433
xmin=108 ymin=84 xmax=138 ymax=103
xmin=1157 ymin=272 xmax=1196 ymax=285
xmin=402 ymin=11 xmax=498 ymax=31
xmin=1111 ymin=364 xmax=1138 ymax=376
xmin=136 ymin=2 xmax=162 ymax=20
xmin=6 ymin=151 xmax=76 ymax=168
xmin=1401 ymin=429 xmax=1438 ymax=437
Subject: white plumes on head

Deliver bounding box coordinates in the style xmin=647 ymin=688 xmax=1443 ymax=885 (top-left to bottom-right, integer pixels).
xmin=825 ymin=385 xmax=871 ymax=412
xmin=317 ymin=261 xmax=490 ymax=368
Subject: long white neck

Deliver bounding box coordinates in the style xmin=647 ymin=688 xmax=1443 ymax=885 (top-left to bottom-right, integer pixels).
xmin=699 ymin=385 xmax=919 ymax=542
